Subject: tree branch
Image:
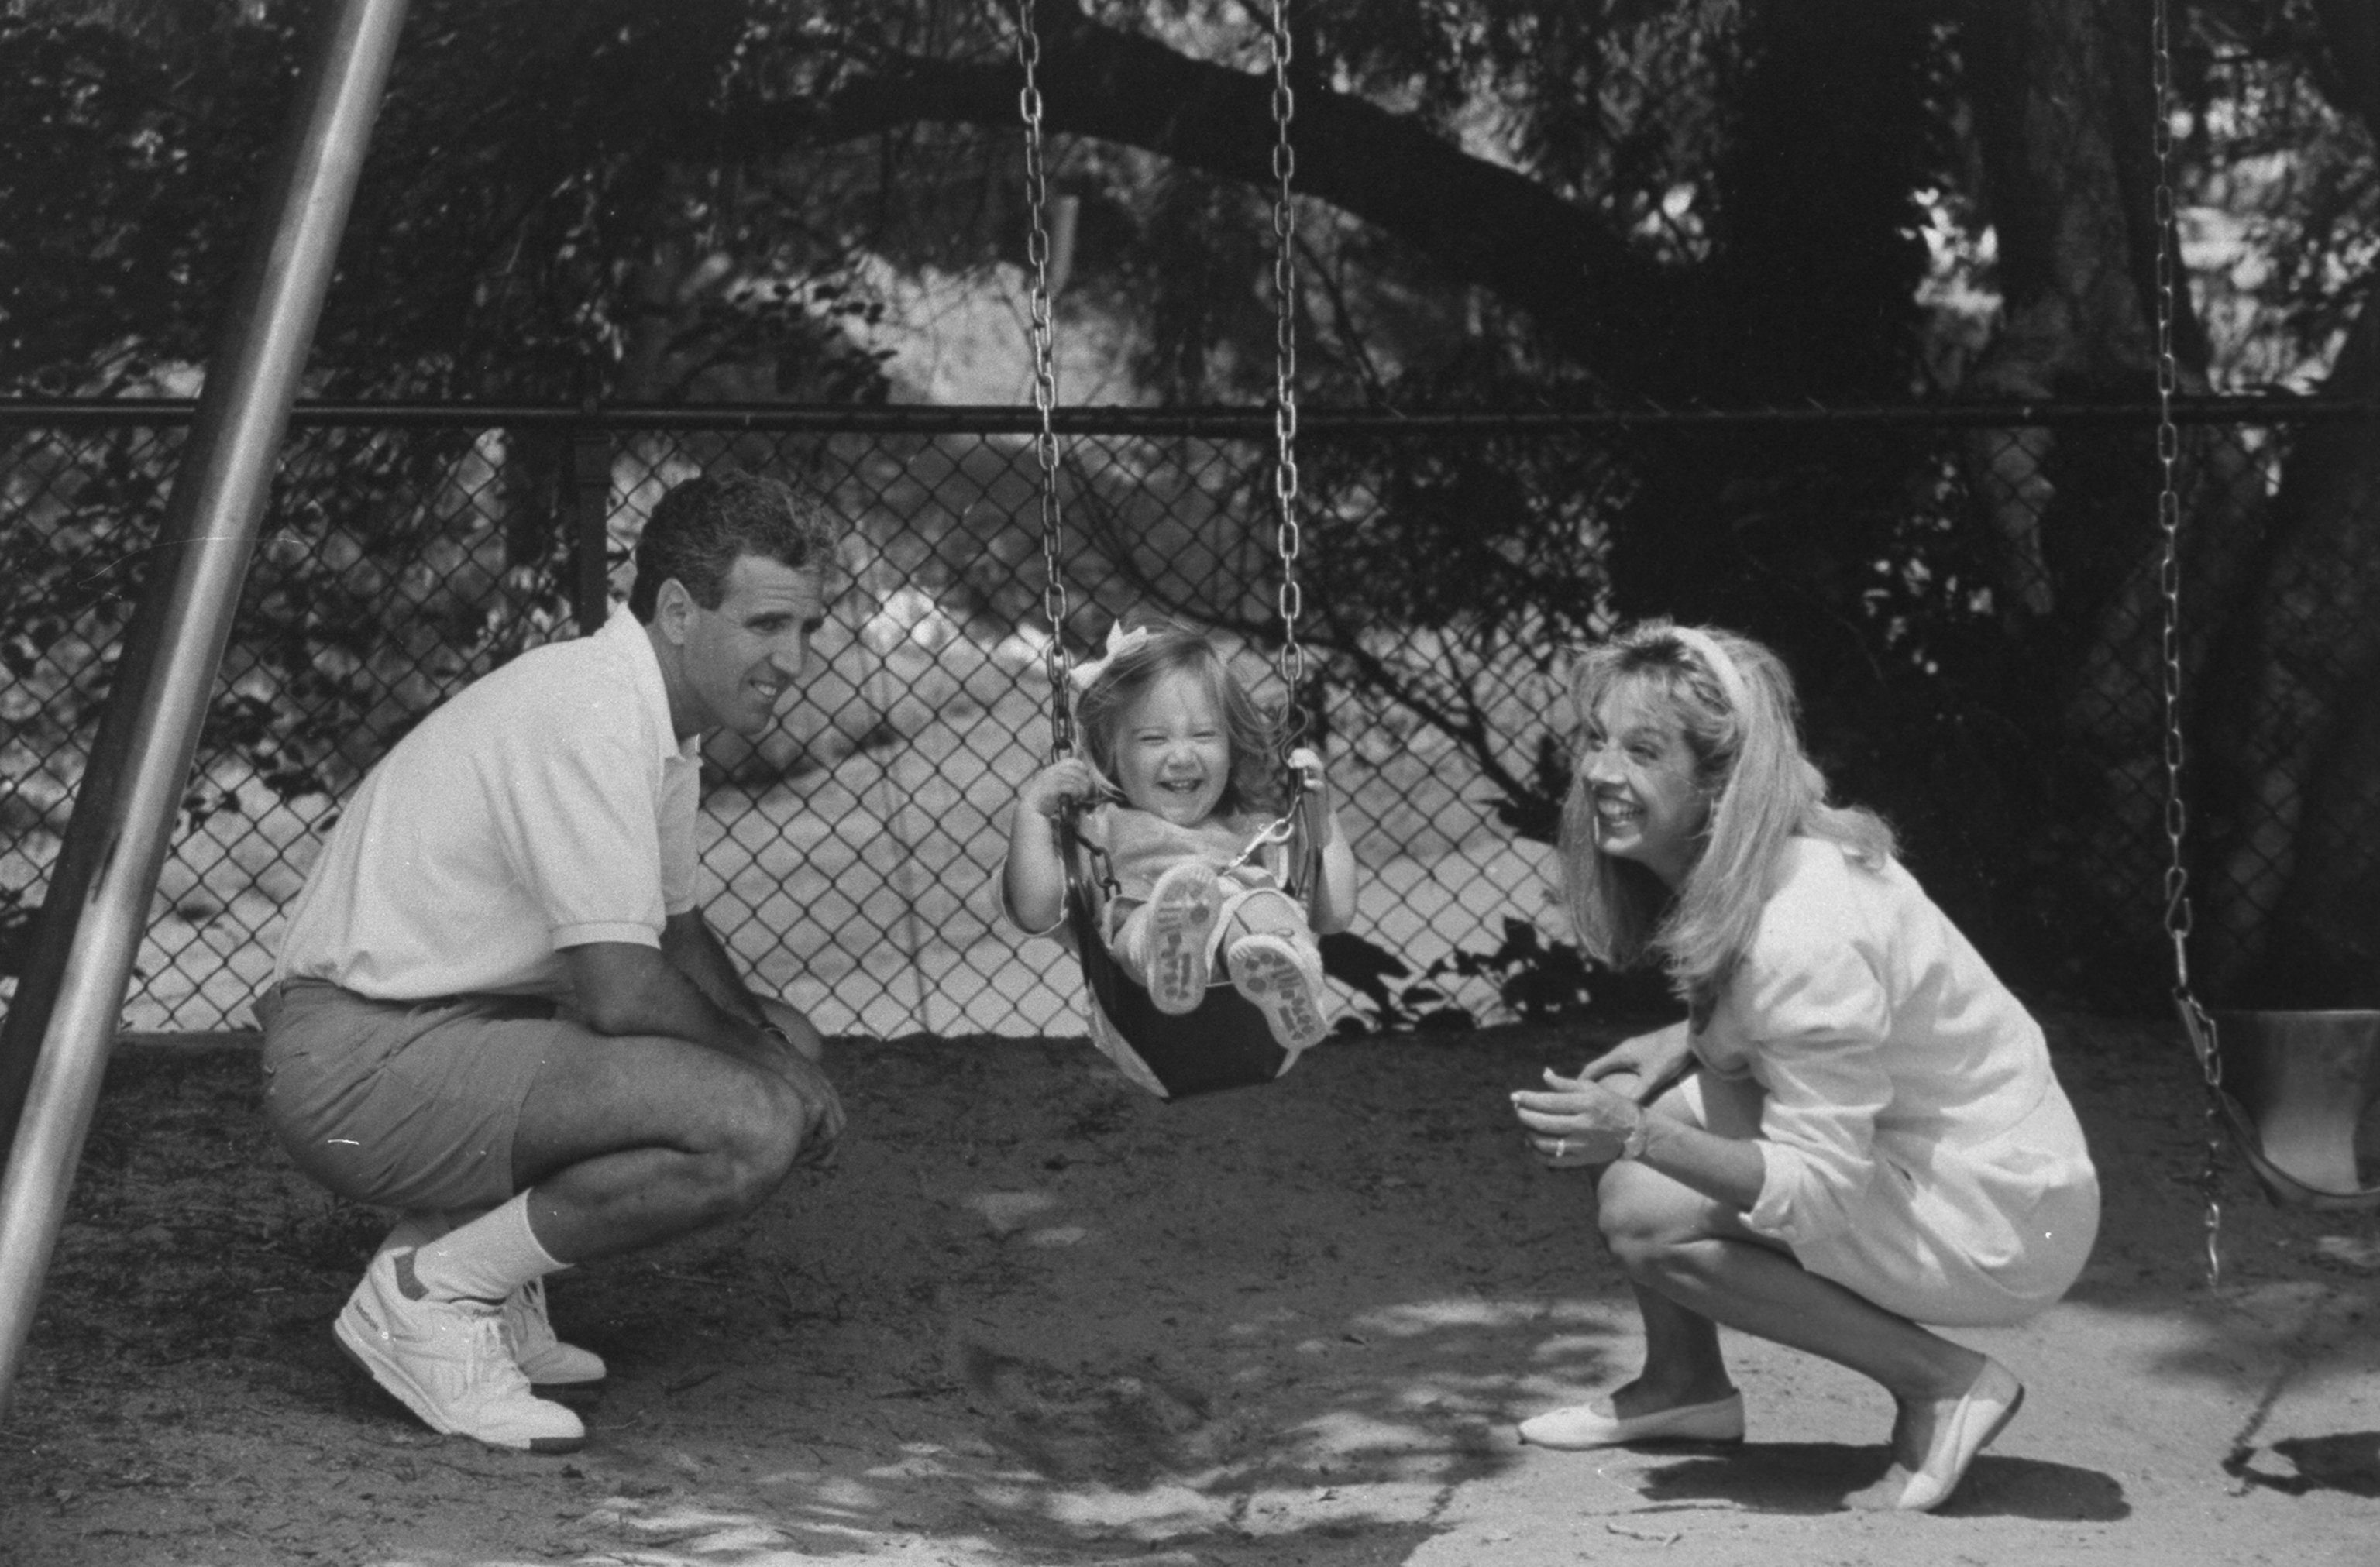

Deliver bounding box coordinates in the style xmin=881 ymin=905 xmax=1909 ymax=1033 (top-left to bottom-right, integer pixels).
xmin=679 ymin=15 xmax=1678 ymax=388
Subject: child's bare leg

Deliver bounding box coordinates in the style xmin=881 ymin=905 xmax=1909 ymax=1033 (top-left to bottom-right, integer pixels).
xmin=1219 ymin=889 xmax=1316 ymax=954
xmin=1108 ymin=899 xmax=1153 ymax=985
xmin=1222 ymin=890 xmax=1329 ymax=1052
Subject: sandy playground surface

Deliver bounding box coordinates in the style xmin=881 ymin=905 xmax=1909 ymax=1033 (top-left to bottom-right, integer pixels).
xmin=2 ymin=1012 xmax=2376 ymax=1567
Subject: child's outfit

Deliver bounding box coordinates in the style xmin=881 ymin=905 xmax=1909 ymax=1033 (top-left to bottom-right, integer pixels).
xmin=1075 ymin=803 xmax=1331 ymax=1052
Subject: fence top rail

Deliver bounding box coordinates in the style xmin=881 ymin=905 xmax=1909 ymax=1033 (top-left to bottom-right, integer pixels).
xmin=1 ymin=395 xmax=2372 ymax=436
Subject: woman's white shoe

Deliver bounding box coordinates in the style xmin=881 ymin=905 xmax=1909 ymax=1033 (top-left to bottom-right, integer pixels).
xmin=1891 ymin=1359 xmax=2024 ymax=1511
xmin=1517 ymin=1390 xmax=1745 ymax=1449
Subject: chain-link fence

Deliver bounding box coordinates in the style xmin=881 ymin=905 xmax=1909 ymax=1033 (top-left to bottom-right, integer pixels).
xmin=3 ymin=398 xmax=2374 ymax=1036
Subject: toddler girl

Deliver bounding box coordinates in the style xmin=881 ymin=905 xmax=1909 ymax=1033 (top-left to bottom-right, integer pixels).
xmin=1003 ymin=617 xmax=1357 ymax=1055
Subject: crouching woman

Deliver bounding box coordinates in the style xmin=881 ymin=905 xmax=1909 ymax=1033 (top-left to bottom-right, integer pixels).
xmin=1510 ymin=621 xmax=2099 ymax=1513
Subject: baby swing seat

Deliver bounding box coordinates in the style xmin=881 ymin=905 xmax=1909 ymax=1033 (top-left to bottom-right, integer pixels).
xmin=1013 ymin=0 xmax=1323 ymax=1102
xmin=1058 ymin=791 xmax=1322 ymax=1101
xmin=2179 ymin=1005 xmax=2380 ymax=1211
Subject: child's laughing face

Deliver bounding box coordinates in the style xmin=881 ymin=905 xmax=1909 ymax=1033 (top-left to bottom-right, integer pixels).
xmin=1114 ymin=668 xmax=1231 ymax=827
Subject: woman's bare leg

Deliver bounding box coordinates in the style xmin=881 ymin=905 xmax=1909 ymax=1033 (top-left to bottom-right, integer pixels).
xmin=1607 ymin=1276 xmax=1734 ymax=1415
xmin=1603 ymin=1162 xmax=1985 ymax=1387
xmin=1591 ymin=1075 xmax=1996 ymax=1495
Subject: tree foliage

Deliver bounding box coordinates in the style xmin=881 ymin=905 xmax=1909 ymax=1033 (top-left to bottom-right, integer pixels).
xmin=5 ymin=0 xmax=2378 ymax=1005
xmin=5 ymin=1 xmax=2370 ymax=407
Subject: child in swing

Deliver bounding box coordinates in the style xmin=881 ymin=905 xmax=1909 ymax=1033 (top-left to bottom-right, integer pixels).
xmin=1003 ymin=617 xmax=1357 ymax=1055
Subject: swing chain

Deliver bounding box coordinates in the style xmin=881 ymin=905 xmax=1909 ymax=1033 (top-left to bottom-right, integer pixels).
xmin=1264 ymin=0 xmax=1309 ymax=767
xmin=2151 ymin=0 xmax=2192 ymax=1008
xmin=1015 ymin=0 xmax=1073 ymax=757
xmin=2148 ymin=0 xmax=2223 ymax=1290
xmin=1020 ymin=1 xmax=1307 ymax=788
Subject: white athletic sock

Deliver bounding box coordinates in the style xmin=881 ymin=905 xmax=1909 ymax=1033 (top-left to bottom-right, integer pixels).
xmin=401 ymin=1193 xmax=564 ymax=1305
xmin=379 ymin=1204 xmax=484 ymax=1256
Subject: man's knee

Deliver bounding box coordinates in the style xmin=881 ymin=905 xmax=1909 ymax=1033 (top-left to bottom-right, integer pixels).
xmin=707 ymin=1079 xmax=798 ymax=1209
xmin=701 ymin=1067 xmax=831 ymax=1213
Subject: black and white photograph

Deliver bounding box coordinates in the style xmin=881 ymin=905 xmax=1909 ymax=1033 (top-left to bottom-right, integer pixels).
xmin=3 ymin=2 xmax=2378 ymax=1562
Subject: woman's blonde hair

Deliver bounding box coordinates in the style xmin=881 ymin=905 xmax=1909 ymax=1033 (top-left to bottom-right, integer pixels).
xmin=1070 ymin=615 xmax=1284 ymax=817
xmin=1559 ymin=620 xmax=1894 ymax=1011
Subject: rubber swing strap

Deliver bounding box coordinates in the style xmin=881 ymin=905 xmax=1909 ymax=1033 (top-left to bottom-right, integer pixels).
xmin=1274 ymin=754 xmax=1328 ymax=903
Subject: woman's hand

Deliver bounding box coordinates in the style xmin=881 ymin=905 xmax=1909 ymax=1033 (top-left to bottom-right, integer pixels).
xmin=1020 ymin=757 xmax=1099 ymax=821
xmin=1512 ymin=1069 xmax=1648 ymax=1168
xmin=1575 ymin=1020 xmax=1694 ymax=1106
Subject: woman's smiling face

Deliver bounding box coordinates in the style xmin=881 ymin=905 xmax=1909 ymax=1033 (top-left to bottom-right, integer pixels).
xmin=1113 ymin=666 xmax=1232 ymax=827
xmin=1578 ymin=678 xmax=1710 ymax=888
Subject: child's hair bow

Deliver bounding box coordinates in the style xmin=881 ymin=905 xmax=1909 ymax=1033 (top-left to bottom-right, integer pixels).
xmin=1066 ymin=620 xmax=1149 ymax=691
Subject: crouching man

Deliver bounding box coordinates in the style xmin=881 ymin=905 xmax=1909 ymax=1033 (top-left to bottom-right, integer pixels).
xmin=258 ymin=471 xmax=848 ymax=1452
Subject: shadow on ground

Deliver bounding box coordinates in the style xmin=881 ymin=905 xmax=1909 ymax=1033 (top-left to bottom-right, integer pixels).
xmin=1 ymin=1016 xmax=2372 ymax=1565
xmin=1630 ymin=1442 xmax=2127 ymax=1520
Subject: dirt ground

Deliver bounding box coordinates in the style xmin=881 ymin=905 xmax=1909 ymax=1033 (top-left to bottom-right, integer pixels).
xmin=2 ymin=1012 xmax=2375 ymax=1567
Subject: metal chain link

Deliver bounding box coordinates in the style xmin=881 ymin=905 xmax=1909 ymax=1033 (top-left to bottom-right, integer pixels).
xmin=1016 ymin=0 xmax=1073 ymax=758
xmin=2148 ymin=0 xmax=2224 ymax=1290
xmin=1264 ymin=0 xmax=1309 ymax=777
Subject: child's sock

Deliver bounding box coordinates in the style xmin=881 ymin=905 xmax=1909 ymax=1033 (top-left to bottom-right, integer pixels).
xmin=402 ymin=1193 xmax=564 ymax=1305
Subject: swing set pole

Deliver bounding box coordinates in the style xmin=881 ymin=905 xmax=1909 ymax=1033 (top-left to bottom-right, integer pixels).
xmin=0 ymin=0 xmax=411 ymax=1421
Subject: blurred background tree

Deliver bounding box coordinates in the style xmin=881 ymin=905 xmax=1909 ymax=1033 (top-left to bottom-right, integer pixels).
xmin=3 ymin=0 xmax=2375 ymax=1002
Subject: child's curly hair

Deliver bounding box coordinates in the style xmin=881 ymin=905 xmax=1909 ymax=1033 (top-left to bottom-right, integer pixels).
xmin=1070 ymin=616 xmax=1286 ymax=818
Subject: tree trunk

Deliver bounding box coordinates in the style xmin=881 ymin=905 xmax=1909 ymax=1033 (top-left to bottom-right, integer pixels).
xmin=1954 ymin=0 xmax=2278 ymax=995
xmin=2197 ymin=290 xmax=2380 ymax=1003
xmin=1959 ymin=0 xmax=2164 ymax=620
xmin=2185 ymin=0 xmax=2380 ymax=1001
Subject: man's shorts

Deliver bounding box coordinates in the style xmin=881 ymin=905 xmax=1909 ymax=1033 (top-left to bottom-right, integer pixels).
xmin=256 ymin=978 xmax=567 ymax=1211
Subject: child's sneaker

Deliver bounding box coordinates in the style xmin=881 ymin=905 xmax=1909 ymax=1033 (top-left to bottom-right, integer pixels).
xmin=1227 ymin=933 xmax=1329 ymax=1052
xmin=1144 ymin=862 xmax=1221 ymax=1013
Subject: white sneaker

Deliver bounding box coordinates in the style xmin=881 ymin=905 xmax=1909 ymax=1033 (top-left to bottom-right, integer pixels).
xmin=1227 ymin=933 xmax=1330 ymax=1052
xmin=504 ymin=1277 xmax=606 ymax=1389
xmin=335 ymin=1248 xmax=585 ymax=1453
xmin=1142 ymin=862 xmax=1220 ymax=1014
xmin=375 ymin=1217 xmax=601 ymax=1387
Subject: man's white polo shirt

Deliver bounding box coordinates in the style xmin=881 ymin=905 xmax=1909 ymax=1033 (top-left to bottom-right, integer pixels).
xmin=274 ymin=603 xmax=703 ymax=1001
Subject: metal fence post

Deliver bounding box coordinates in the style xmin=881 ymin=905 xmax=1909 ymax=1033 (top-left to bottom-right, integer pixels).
xmin=0 ymin=0 xmax=411 ymax=1420
xmin=569 ymin=411 xmax=613 ymax=632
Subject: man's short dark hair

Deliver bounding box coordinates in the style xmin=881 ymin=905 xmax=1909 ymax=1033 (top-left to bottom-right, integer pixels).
xmin=628 ymin=469 xmax=840 ymax=622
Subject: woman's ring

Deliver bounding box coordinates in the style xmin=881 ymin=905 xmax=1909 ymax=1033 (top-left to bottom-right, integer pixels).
xmin=1555 ymin=1139 xmax=1569 ymax=1160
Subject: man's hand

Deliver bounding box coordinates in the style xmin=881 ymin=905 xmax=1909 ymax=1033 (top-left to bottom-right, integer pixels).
xmin=755 ymin=1002 xmax=844 ymax=1164
xmin=765 ymin=1039 xmax=846 ymax=1167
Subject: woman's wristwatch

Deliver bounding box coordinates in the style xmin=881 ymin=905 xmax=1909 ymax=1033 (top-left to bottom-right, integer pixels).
xmin=1621 ymin=1108 xmax=1653 ymax=1161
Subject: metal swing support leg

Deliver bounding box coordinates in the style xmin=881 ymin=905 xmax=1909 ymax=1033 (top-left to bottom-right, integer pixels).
xmin=0 ymin=0 xmax=411 ymax=1421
